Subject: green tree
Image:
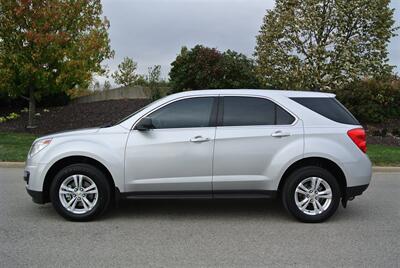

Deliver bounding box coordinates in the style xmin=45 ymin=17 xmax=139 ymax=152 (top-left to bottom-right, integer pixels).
xmin=218 ymin=50 xmax=261 ymax=89
xmin=103 ymin=80 xmax=112 ymax=91
xmin=112 ymin=57 xmax=139 ymax=87
xmin=92 ymin=81 xmax=101 ymax=92
xmin=169 ymin=45 xmax=260 ymax=92
xmin=146 ymin=65 xmax=162 ymax=100
xmin=0 ymin=0 xmax=113 ymax=127
xmin=255 ymin=0 xmax=397 ymax=91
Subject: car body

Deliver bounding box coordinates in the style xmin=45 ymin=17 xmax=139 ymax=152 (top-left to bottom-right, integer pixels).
xmin=24 ymin=89 xmax=372 ymax=222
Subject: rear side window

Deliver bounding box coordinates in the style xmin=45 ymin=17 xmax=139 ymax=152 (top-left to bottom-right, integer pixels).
xmin=222 ymin=97 xmax=295 ymax=126
xmin=291 ymin=97 xmax=359 ymax=125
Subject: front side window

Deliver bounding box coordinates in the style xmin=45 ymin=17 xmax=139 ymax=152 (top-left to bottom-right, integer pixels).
xmin=148 ymin=97 xmax=215 ymax=129
xmin=222 ymin=96 xmax=295 ymax=126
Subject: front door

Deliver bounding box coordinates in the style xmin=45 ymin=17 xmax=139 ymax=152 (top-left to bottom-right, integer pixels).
xmin=125 ymin=96 xmax=217 ymax=194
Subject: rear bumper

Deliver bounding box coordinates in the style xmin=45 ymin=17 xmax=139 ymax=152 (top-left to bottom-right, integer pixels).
xmin=26 ymin=188 xmax=46 ymax=204
xmin=346 ymin=184 xmax=369 ymax=199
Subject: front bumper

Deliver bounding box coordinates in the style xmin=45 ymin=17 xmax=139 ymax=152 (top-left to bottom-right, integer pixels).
xmin=24 ymin=161 xmax=48 ymax=204
xmin=26 ymin=188 xmax=46 ymax=204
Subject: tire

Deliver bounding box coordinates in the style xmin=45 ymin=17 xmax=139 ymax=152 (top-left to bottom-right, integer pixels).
xmin=50 ymin=163 xmax=111 ymax=221
xmin=282 ymin=166 xmax=341 ymax=223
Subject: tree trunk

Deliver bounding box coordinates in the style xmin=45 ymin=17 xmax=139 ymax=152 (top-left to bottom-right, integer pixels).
xmin=27 ymin=85 xmax=36 ymax=128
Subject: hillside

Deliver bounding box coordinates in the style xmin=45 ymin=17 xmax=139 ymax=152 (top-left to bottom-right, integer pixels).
xmin=0 ymin=99 xmax=150 ymax=135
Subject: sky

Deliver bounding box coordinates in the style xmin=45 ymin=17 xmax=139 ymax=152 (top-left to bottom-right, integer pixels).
xmin=100 ymin=0 xmax=400 ymax=83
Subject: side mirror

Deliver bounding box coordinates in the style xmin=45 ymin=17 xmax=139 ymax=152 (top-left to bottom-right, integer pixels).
xmin=135 ymin=117 xmax=154 ymax=131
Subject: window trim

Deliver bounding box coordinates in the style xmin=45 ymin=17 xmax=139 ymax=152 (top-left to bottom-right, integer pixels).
xmin=217 ymin=95 xmax=298 ymax=127
xmin=132 ymin=95 xmax=219 ymax=130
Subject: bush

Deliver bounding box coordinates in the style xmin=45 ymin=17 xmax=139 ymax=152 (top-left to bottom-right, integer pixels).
xmin=392 ymin=128 xmax=400 ymax=137
xmin=39 ymin=91 xmax=70 ymax=107
xmin=335 ymin=78 xmax=400 ymax=123
xmin=6 ymin=112 xmax=20 ymax=120
xmin=0 ymin=91 xmax=70 ymax=110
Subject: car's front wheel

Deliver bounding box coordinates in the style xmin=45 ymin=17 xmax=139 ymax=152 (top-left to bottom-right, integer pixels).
xmin=282 ymin=166 xmax=341 ymax=223
xmin=50 ymin=164 xmax=111 ymax=221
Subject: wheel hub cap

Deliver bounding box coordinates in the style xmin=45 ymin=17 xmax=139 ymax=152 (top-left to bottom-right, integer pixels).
xmin=59 ymin=174 xmax=98 ymax=215
xmin=294 ymin=177 xmax=332 ymax=216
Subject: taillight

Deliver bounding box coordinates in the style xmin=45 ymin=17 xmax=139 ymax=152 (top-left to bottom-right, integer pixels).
xmin=347 ymin=128 xmax=367 ymax=153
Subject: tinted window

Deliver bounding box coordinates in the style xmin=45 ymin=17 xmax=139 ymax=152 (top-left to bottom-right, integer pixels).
xmin=222 ymin=97 xmax=294 ymax=126
xmin=149 ymin=97 xmax=215 ymax=129
xmin=291 ymin=97 xmax=359 ymax=125
xmin=276 ymin=105 xmax=295 ymax=125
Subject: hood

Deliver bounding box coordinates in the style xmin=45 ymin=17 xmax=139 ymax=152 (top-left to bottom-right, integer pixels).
xmin=38 ymin=128 xmax=101 ymax=140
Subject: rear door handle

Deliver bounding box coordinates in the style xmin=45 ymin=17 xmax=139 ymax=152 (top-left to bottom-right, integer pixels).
xmin=190 ymin=136 xmax=211 ymax=143
xmin=271 ymin=131 xmax=291 ymax=138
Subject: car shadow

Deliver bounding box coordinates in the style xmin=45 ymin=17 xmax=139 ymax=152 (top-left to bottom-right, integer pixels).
xmin=106 ymin=198 xmax=290 ymax=221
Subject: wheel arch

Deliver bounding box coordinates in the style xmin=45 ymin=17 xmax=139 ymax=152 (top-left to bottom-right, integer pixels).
xmin=43 ymin=156 xmax=116 ymax=203
xmin=278 ymin=157 xmax=347 ymax=197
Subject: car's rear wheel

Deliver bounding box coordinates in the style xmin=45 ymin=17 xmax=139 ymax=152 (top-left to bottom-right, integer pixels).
xmin=50 ymin=164 xmax=111 ymax=221
xmin=282 ymin=166 xmax=341 ymax=223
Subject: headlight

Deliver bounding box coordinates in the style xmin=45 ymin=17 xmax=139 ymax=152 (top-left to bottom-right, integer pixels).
xmin=29 ymin=139 xmax=52 ymax=157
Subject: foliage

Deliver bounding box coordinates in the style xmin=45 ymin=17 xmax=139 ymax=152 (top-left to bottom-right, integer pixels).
xmin=103 ymin=80 xmax=112 ymax=91
xmin=0 ymin=0 xmax=113 ymax=126
xmin=92 ymin=81 xmax=101 ymax=91
xmin=6 ymin=113 xmax=20 ymax=120
xmin=112 ymin=57 xmax=140 ymax=87
xmin=40 ymin=91 xmax=70 ymax=106
xmin=255 ymin=0 xmax=397 ymax=91
xmin=66 ymin=87 xmax=91 ymax=99
xmin=146 ymin=65 xmax=163 ymax=100
xmin=169 ymin=45 xmax=260 ymax=92
xmin=336 ymin=77 xmax=400 ymax=123
xmin=134 ymin=75 xmax=148 ymax=87
xmin=0 ymin=112 xmax=20 ymax=124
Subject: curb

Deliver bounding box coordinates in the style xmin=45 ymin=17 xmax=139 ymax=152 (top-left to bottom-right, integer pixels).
xmin=0 ymin=162 xmax=25 ymax=168
xmin=0 ymin=162 xmax=399 ymax=172
xmin=372 ymin=166 xmax=400 ymax=173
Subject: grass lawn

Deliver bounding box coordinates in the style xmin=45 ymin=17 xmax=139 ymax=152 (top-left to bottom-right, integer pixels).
xmin=0 ymin=132 xmax=36 ymax=162
xmin=367 ymin=144 xmax=400 ymax=166
xmin=0 ymin=132 xmax=399 ymax=166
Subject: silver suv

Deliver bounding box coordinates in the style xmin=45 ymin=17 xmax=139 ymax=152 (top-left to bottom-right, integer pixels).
xmin=24 ymin=90 xmax=372 ymax=222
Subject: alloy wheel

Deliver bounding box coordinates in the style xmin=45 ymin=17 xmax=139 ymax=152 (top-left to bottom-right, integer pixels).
xmin=294 ymin=177 xmax=332 ymax=216
xmin=58 ymin=174 xmax=99 ymax=214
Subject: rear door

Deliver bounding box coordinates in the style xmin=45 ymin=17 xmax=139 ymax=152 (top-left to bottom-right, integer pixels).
xmin=212 ymin=96 xmax=303 ymax=194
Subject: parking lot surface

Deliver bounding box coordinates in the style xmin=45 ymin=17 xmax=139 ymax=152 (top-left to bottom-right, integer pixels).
xmin=0 ymin=168 xmax=399 ymax=267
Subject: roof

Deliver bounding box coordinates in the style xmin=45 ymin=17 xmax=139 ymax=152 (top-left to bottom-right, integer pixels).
xmin=172 ymin=89 xmax=335 ymax=98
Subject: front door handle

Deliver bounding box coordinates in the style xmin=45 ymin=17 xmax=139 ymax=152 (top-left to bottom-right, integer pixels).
xmin=271 ymin=131 xmax=291 ymax=138
xmin=190 ymin=136 xmax=211 ymax=143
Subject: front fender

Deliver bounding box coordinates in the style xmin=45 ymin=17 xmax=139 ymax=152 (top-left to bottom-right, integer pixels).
xmin=29 ymin=132 xmax=127 ymax=192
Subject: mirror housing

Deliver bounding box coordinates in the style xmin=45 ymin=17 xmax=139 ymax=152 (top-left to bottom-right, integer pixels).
xmin=135 ymin=117 xmax=154 ymax=131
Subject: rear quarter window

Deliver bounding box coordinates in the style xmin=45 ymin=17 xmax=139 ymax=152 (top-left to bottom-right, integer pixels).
xmin=291 ymin=97 xmax=359 ymax=125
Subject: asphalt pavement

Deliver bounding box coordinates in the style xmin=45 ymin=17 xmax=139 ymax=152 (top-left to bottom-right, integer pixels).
xmin=0 ymin=168 xmax=399 ymax=267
